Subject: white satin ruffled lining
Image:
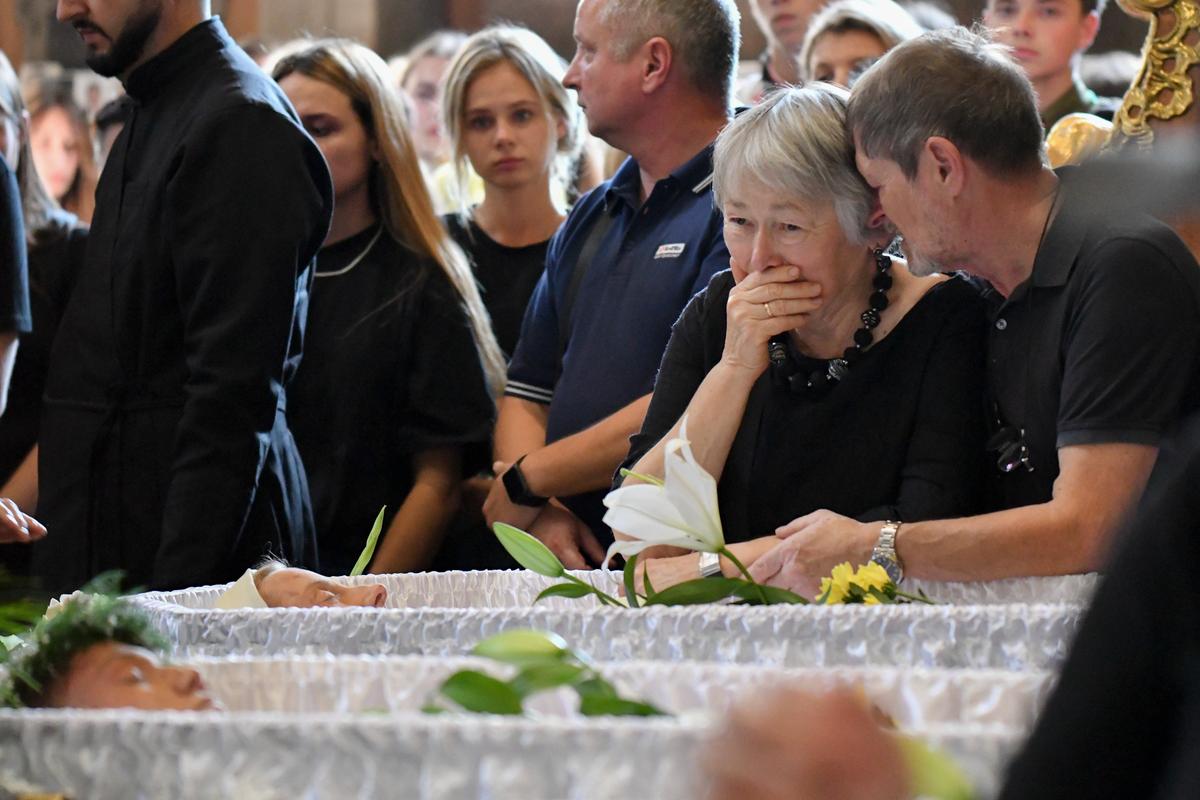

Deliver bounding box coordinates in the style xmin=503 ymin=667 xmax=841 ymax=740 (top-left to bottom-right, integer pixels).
xmin=0 ymin=654 xmax=1040 ymax=800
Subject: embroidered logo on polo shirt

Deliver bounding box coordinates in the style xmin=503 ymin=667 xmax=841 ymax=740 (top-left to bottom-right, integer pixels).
xmin=655 ymin=243 xmax=687 ymax=259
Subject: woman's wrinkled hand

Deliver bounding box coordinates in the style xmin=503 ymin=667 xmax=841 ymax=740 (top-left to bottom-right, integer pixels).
xmin=626 ymin=551 xmax=704 ymax=595
xmin=723 ymin=260 xmax=822 ymax=376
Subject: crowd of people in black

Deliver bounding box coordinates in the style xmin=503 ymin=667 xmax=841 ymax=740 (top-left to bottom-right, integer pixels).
xmin=0 ymin=0 xmax=1198 ymax=795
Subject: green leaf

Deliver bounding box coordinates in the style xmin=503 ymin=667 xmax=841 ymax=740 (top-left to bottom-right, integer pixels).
xmin=349 ymin=506 xmax=387 ymax=577
xmin=622 ymin=553 xmax=641 ymax=609
xmin=420 ymin=703 xmax=447 ymax=715
xmin=642 ymin=577 xmax=747 ymax=606
xmin=0 ymin=634 xmax=22 ymax=652
xmin=438 ymin=670 xmax=524 ymax=715
xmin=471 ymin=629 xmax=571 ymax=666
xmin=641 ymin=564 xmax=656 ymax=598
xmin=578 ymin=694 xmax=666 ymax=717
xmin=867 ymin=587 xmax=895 ymax=605
xmin=731 ymin=583 xmax=810 ymax=605
xmin=510 ymin=662 xmax=587 ymax=697
xmin=493 ymin=523 xmax=566 ymax=578
xmin=617 ymin=468 xmax=665 ymax=487
xmin=898 ymin=736 xmax=976 ymax=800
xmin=534 ymin=583 xmax=596 ymax=603
xmin=574 ymin=676 xmax=619 ymax=699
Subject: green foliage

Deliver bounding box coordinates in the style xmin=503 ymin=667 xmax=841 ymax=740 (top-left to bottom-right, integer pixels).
xmin=622 ymin=554 xmax=640 ymax=609
xmin=642 ymin=577 xmax=750 ymax=606
xmin=471 ymin=629 xmax=570 ymax=666
xmin=425 ymin=630 xmax=666 ymax=718
xmin=617 ymin=468 xmax=665 ymax=488
xmin=349 ymin=506 xmax=386 ymax=577
xmin=439 ymin=670 xmax=524 ymax=715
xmin=493 ymin=523 xmax=566 ymax=578
xmin=731 ymin=583 xmax=811 ymax=606
xmin=534 ymin=583 xmax=596 ymax=602
xmin=0 ymin=573 xmax=164 ymax=708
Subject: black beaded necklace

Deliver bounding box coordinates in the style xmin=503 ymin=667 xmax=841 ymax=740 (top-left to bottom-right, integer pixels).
xmin=769 ymin=248 xmax=894 ymax=399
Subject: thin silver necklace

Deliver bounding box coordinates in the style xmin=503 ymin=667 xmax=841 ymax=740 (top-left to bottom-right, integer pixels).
xmin=315 ymin=225 xmax=383 ymax=278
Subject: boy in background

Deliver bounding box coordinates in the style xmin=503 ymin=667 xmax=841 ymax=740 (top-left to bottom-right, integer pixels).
xmin=983 ymin=0 xmax=1121 ymax=129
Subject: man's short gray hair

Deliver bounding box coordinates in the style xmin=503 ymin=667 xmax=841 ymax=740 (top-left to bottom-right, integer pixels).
xmin=598 ymin=0 xmax=741 ymax=107
xmin=713 ymin=84 xmax=876 ymax=245
xmin=848 ymin=26 xmax=1045 ymax=179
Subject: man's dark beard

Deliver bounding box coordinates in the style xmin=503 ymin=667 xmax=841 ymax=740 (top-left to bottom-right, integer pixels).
xmin=81 ymin=4 xmax=162 ymax=78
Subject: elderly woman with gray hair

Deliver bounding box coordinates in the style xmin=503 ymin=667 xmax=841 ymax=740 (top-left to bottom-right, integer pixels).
xmin=618 ymin=84 xmax=988 ymax=595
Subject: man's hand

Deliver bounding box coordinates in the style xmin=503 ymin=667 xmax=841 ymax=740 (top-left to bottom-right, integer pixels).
xmin=749 ymin=510 xmax=876 ymax=597
xmin=483 ymin=460 xmax=541 ymax=532
xmin=529 ymin=502 xmax=606 ymax=570
xmin=0 ymin=498 xmax=46 ymax=544
xmin=708 ymin=687 xmax=909 ymax=800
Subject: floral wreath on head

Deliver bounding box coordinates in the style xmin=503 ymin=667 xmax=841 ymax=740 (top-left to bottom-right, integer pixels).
xmin=0 ymin=574 xmax=167 ymax=708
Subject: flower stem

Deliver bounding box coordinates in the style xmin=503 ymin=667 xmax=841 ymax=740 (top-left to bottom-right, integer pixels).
xmin=719 ymin=547 xmax=769 ymax=605
xmin=894 ymin=589 xmax=934 ymax=605
xmin=565 ymin=574 xmax=624 ymax=607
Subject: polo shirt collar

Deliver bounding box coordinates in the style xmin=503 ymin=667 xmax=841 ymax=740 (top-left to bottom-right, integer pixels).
xmin=602 ymin=143 xmax=716 ymax=214
xmin=1028 ymin=167 xmax=1090 ymax=289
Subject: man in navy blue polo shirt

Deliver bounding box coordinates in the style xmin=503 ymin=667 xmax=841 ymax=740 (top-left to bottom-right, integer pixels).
xmin=482 ymin=0 xmax=740 ymax=568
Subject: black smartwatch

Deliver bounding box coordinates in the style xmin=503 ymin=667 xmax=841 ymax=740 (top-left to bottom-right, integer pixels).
xmin=502 ymin=455 xmax=549 ymax=508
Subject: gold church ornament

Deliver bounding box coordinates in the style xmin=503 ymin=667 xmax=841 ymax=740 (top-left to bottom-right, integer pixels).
xmin=1110 ymin=0 xmax=1200 ymax=150
xmin=1045 ymin=0 xmax=1200 ymax=165
xmin=1046 ymin=113 xmax=1114 ymax=167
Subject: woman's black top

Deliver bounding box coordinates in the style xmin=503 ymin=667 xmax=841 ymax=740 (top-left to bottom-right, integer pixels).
xmin=444 ymin=214 xmax=548 ymax=357
xmin=0 ymin=158 xmax=30 ymax=341
xmin=288 ymin=225 xmax=495 ymax=575
xmin=622 ymin=270 xmax=989 ymax=542
xmin=0 ymin=216 xmax=86 ymax=481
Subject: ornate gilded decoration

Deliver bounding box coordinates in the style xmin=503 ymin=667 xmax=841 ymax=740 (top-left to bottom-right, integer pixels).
xmin=1110 ymin=0 xmax=1200 ymax=150
xmin=1046 ymin=112 xmax=1115 ymax=166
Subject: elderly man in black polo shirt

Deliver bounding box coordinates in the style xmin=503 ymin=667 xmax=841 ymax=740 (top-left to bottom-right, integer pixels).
xmin=749 ymin=26 xmax=1200 ymax=589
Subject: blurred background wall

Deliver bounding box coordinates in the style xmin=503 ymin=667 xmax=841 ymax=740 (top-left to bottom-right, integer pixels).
xmin=6 ymin=0 xmax=1146 ymax=68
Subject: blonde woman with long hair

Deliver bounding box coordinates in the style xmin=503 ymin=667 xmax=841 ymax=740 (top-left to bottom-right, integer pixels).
xmin=441 ymin=25 xmax=583 ymax=358
xmin=273 ymin=39 xmax=504 ymax=575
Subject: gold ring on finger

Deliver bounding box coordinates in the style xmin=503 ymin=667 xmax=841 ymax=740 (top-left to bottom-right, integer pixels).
xmin=764 ymin=302 xmax=774 ymax=318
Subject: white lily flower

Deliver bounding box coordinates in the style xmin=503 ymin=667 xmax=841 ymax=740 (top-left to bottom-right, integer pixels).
xmin=602 ymin=416 xmax=726 ymax=566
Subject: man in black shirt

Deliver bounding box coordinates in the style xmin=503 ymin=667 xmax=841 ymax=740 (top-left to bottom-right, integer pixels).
xmin=709 ymin=417 xmax=1200 ymax=799
xmin=750 ymin=27 xmax=1200 ymax=588
xmin=36 ymin=1 xmax=332 ymax=592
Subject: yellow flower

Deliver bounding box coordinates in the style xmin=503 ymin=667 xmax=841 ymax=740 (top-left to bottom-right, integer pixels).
xmin=819 ymin=562 xmax=855 ymax=604
xmin=854 ymin=562 xmax=893 ymax=593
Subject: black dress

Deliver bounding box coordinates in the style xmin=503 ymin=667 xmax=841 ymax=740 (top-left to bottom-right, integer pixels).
xmin=622 ymin=271 xmax=989 ymax=541
xmin=0 ymin=215 xmax=85 ymax=581
xmin=0 ymin=216 xmax=86 ymax=481
xmin=33 ymin=19 xmax=333 ymax=594
xmin=0 ymin=158 xmax=31 ymax=348
xmin=288 ymin=225 xmax=495 ymax=575
xmin=444 ymin=214 xmax=548 ymax=358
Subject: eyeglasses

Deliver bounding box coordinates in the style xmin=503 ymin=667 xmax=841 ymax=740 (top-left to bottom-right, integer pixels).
xmin=987 ymin=425 xmax=1034 ymax=474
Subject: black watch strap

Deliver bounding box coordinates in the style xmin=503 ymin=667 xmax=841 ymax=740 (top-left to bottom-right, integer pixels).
xmin=503 ymin=455 xmax=549 ymax=508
